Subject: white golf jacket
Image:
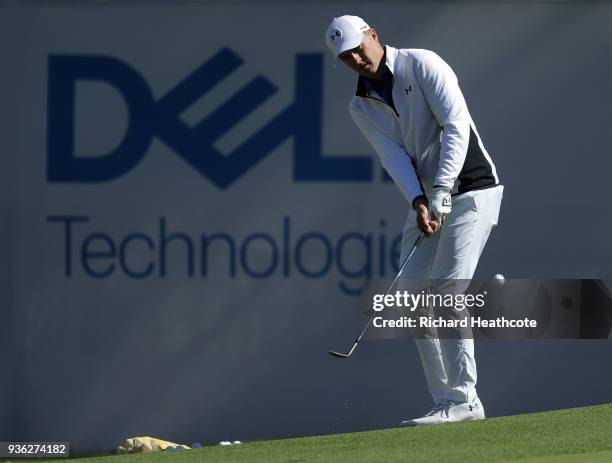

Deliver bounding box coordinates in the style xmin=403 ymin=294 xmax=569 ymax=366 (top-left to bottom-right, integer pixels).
xmin=349 ymin=46 xmax=499 ymax=205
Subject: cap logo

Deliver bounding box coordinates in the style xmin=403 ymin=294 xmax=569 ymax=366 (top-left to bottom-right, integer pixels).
xmin=330 ymin=28 xmax=342 ymax=43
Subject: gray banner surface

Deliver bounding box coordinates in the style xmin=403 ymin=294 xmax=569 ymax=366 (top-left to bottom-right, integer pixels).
xmin=0 ymin=0 xmax=611 ymax=454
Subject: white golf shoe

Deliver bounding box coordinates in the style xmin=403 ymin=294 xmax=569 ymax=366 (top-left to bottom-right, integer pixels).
xmin=401 ymin=397 xmax=485 ymax=426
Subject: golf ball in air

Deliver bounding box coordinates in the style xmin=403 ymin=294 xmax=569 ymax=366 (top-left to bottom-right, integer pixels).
xmin=493 ymin=274 xmax=505 ymax=285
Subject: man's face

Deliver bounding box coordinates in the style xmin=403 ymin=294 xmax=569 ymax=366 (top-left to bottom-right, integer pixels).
xmin=339 ymin=30 xmax=384 ymax=80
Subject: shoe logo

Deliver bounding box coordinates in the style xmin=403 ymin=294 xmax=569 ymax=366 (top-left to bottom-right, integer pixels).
xmin=404 ymin=86 xmax=412 ymax=94
xmin=469 ymin=405 xmax=473 ymax=411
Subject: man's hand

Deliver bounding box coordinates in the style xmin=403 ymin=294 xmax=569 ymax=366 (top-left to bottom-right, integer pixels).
xmin=413 ymin=196 xmax=439 ymax=237
xmin=429 ymin=186 xmax=452 ymax=224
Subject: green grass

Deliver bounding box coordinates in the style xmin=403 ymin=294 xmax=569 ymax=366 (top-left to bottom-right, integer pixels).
xmin=51 ymin=404 xmax=612 ymax=463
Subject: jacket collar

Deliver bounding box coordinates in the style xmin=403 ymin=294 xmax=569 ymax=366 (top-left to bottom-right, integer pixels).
xmin=384 ymin=45 xmax=399 ymax=73
xmin=355 ymin=45 xmax=398 ymax=97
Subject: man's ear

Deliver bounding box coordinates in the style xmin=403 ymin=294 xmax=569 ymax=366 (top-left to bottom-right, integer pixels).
xmin=369 ymin=28 xmax=379 ymax=42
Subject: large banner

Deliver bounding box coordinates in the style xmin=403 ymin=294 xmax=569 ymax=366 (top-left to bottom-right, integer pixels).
xmin=1 ymin=1 xmax=611 ymax=452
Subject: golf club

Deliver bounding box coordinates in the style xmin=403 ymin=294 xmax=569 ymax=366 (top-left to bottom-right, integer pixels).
xmin=328 ymin=233 xmax=424 ymax=359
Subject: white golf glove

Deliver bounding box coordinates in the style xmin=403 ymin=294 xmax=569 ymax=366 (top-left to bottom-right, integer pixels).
xmin=429 ymin=186 xmax=452 ymax=224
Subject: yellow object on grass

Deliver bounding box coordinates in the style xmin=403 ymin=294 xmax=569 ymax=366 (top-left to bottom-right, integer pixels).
xmin=116 ymin=436 xmax=190 ymax=454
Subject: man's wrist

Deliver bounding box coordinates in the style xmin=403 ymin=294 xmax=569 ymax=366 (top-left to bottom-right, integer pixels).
xmin=432 ymin=185 xmax=451 ymax=193
xmin=412 ymin=195 xmax=427 ymax=210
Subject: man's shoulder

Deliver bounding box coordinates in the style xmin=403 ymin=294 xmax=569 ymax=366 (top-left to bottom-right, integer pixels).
xmin=392 ymin=47 xmax=443 ymax=65
xmin=348 ymin=95 xmax=375 ymax=123
xmin=391 ymin=47 xmax=454 ymax=81
xmin=394 ymin=47 xmax=434 ymax=56
xmin=348 ymin=95 xmax=364 ymax=113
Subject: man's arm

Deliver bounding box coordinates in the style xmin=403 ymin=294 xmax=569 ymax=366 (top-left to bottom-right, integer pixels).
xmin=349 ymin=103 xmax=424 ymax=205
xmin=414 ymin=51 xmax=471 ymax=190
xmin=350 ymin=103 xmax=438 ymax=236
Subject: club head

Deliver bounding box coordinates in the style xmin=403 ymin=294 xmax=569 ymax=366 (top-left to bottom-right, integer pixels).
xmin=328 ymin=350 xmax=350 ymax=359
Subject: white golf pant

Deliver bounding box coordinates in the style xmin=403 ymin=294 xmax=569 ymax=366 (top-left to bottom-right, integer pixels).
xmin=399 ymin=185 xmax=503 ymax=403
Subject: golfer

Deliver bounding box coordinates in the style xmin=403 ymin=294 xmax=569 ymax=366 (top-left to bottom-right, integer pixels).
xmin=325 ymin=15 xmax=504 ymax=426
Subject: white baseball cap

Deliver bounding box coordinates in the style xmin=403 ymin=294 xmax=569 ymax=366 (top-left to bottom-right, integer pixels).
xmin=325 ymin=15 xmax=371 ymax=57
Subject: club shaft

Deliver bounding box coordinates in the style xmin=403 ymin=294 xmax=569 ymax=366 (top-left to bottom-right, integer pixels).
xmin=337 ymin=234 xmax=424 ymax=357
